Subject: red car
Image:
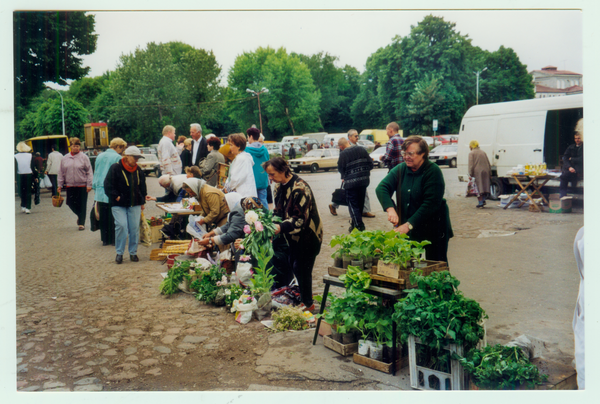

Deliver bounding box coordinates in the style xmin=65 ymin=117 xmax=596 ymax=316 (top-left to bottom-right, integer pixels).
xmin=431 ymin=135 xmax=459 ymax=145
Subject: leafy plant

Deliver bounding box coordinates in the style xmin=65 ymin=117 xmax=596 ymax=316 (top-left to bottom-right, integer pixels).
xmin=339 ymin=265 xmax=371 ymax=292
xmin=159 ymin=260 xmax=193 ymax=296
xmin=241 ymin=209 xmax=281 ymax=258
xmin=456 ymin=344 xmax=548 ymax=389
xmin=224 ymin=284 xmax=245 ymax=307
xmin=193 ymin=264 xmax=226 ymax=304
xmin=271 ymin=306 xmax=310 ymax=331
xmin=249 ymin=244 xmax=276 ymax=297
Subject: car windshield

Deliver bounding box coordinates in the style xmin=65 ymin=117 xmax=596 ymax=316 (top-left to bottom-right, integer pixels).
xmin=305 ymin=150 xmax=323 ymax=158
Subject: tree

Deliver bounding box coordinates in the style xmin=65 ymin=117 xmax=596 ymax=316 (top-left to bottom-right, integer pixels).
xmin=478 ymin=46 xmax=535 ymax=104
xmin=227 ymin=47 xmax=321 ymax=139
xmin=14 ymin=12 xmax=98 ymax=109
xmin=405 ymin=75 xmax=451 ymax=136
xmin=398 ymin=15 xmax=474 ymax=134
xmin=20 ymin=91 xmax=89 ymax=138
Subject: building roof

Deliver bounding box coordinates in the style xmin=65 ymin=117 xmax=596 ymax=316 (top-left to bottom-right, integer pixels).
xmin=530 ymin=66 xmax=582 ymax=76
xmin=536 ymin=84 xmax=583 ymax=94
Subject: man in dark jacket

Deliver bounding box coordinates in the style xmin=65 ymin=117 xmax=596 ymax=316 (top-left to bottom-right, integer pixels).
xmin=560 ymin=122 xmax=583 ymax=198
xmin=337 ymin=137 xmax=373 ymax=232
xmin=288 ymin=143 xmax=297 ymax=160
xmin=190 ymin=123 xmax=209 ymax=167
xmin=104 ymin=146 xmax=147 ymax=264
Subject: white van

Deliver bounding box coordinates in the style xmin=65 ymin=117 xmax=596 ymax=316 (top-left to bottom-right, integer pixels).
xmin=456 ymin=94 xmax=583 ymax=199
xmin=322 ymin=133 xmax=349 ymax=148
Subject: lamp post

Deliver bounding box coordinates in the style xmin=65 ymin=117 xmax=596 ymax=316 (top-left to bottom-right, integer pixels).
xmin=46 ymin=86 xmax=66 ymax=136
xmin=246 ymin=87 xmax=269 ymax=135
xmin=475 ymin=67 xmax=487 ymax=105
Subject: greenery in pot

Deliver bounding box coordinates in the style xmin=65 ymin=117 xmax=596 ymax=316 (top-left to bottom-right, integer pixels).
xmin=339 ymin=265 xmax=371 ymax=293
xmin=159 ymin=260 xmax=193 ymax=296
xmin=249 ymin=244 xmax=275 ymax=298
xmin=224 ymin=284 xmax=245 ymax=307
xmin=193 ymin=264 xmax=226 ymax=304
xmin=456 ymin=344 xmax=548 ymax=389
xmin=381 ymin=234 xmax=431 ymax=269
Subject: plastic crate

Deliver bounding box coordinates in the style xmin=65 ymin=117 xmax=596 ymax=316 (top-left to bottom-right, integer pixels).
xmin=408 ymin=335 xmax=465 ymax=390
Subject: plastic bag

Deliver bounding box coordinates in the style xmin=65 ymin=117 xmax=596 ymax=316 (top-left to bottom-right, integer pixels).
xmin=139 ymin=211 xmax=152 ymax=247
xmin=466 ymin=176 xmax=479 ymax=197
xmin=186 ymin=215 xmax=207 ymax=239
xmin=235 ymin=262 xmax=254 ymax=288
xmin=186 ymin=238 xmax=204 ymax=255
xmin=42 ymin=175 xmax=52 ymax=188
xmin=253 ymin=293 xmax=272 ymax=321
xmin=231 ymin=295 xmax=258 ymax=324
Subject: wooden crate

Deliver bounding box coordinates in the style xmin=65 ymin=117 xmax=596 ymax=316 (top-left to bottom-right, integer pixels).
xmin=374 ymin=260 xmax=448 ymax=288
xmin=323 ymin=334 xmax=358 ymax=357
xmin=370 ymin=273 xmax=405 ymax=290
xmin=327 ymin=266 xmax=373 ymax=277
xmin=353 ymin=352 xmax=408 ymax=374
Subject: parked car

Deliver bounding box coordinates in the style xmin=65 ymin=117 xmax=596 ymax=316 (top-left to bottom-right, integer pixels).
xmin=428 ymin=144 xmax=458 ymax=168
xmin=369 ymin=146 xmax=387 ymax=168
xmin=432 ymin=135 xmax=459 ymax=145
xmin=282 ymin=143 xmax=303 ymax=157
xmin=288 ymin=148 xmax=340 ymax=173
xmin=138 ymin=153 xmax=161 ymax=176
xmin=356 ymin=139 xmax=375 ymax=153
xmin=139 ymin=147 xmax=156 ymax=155
xmin=265 ymin=142 xmax=282 ymax=157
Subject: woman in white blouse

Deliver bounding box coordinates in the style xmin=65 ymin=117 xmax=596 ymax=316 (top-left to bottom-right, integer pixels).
xmin=223 ymin=133 xmax=257 ymax=198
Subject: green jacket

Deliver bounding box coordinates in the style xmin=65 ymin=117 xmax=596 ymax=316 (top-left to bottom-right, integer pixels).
xmin=376 ymin=160 xmax=453 ymax=243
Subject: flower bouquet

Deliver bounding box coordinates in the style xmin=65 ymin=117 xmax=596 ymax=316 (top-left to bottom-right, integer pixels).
xmin=241 ymin=209 xmax=281 ymax=258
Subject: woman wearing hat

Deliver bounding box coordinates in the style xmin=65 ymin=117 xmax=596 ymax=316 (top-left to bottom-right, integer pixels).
xmin=181 ymin=178 xmax=230 ymax=229
xmin=14 ymin=142 xmax=38 ymax=214
xmin=58 ymin=138 xmax=93 ymax=229
xmin=104 ymin=146 xmax=147 ymax=264
xmin=468 ymin=140 xmax=492 ymax=208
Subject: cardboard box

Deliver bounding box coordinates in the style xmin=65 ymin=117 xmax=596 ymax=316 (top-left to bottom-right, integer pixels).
xmin=376 ymin=261 xmax=403 ymax=279
xmin=549 ymin=194 xmax=572 ymax=213
xmin=150 ymin=225 xmax=164 ymax=243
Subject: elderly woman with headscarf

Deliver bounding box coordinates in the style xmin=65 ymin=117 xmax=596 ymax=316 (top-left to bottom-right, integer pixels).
xmin=14 ymin=142 xmax=38 ymax=214
xmin=182 ymin=178 xmax=230 ymax=229
xmin=146 ymin=174 xmax=188 ymax=203
xmin=58 ymin=138 xmax=93 ymax=230
xmin=223 ymin=133 xmax=257 ymax=198
xmin=198 ymin=136 xmax=225 ymax=186
xmin=468 ymin=140 xmax=492 ymax=208
xmin=92 ymin=137 xmax=127 ymax=245
xmin=104 ymin=146 xmax=147 ymax=264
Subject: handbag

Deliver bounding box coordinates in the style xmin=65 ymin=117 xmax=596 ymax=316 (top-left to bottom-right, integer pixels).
xmin=331 ymin=182 xmax=347 ymax=206
xmin=89 ymin=202 xmax=99 ymax=232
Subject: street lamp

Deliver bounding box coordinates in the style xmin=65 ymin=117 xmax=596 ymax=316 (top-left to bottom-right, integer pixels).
xmin=474 ymin=67 xmax=487 ymax=105
xmin=246 ymin=87 xmax=269 ymax=135
xmin=46 ymin=85 xmax=66 ymax=136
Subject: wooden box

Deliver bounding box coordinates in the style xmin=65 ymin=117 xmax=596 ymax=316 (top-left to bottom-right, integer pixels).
xmin=353 ymin=352 xmax=408 ymax=374
xmin=150 ymin=225 xmax=164 ymax=243
xmin=374 ymin=260 xmax=448 ymax=288
xmin=323 ymin=334 xmax=358 ymax=356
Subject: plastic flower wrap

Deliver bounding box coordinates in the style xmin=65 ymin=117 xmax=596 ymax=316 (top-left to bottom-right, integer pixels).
xmin=240 ymin=209 xmax=281 ymax=259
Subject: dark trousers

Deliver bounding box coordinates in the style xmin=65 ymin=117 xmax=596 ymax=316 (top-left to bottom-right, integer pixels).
xmin=423 ymin=236 xmax=450 ymax=266
xmin=346 ymin=186 xmax=367 ymax=231
xmin=66 ymin=187 xmax=88 ymax=226
xmin=18 ymin=174 xmax=33 ymax=209
xmin=559 ymin=171 xmax=579 ymax=198
xmin=98 ymin=201 xmax=116 ymax=244
xmin=48 ymin=174 xmax=58 ymax=196
xmin=288 ymin=243 xmax=317 ymax=307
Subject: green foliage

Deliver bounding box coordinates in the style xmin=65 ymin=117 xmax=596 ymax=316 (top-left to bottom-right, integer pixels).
xmin=457 ymin=344 xmax=548 ymax=389
xmin=478 ymin=46 xmax=535 ymax=104
xmin=193 ymin=264 xmax=226 ymax=304
xmin=159 ymin=260 xmax=193 ymax=296
xmin=249 ymin=244 xmax=276 ymax=297
xmin=271 ymin=306 xmax=310 ymax=331
xmin=339 ymin=265 xmax=371 ymax=293
xmin=392 ymin=271 xmax=487 ymax=353
xmin=241 ymin=209 xmax=280 ymax=258
xmin=19 ymin=93 xmax=90 ymax=139
xmin=224 ymin=284 xmax=245 ymax=307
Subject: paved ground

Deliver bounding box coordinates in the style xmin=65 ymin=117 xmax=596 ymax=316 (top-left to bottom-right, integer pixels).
xmin=6 ymin=167 xmax=584 ymax=397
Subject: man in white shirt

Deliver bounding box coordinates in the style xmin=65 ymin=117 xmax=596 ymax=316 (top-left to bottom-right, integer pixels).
xmin=45 ymin=144 xmax=64 ymax=196
xmin=190 ymin=123 xmax=208 ymax=167
xmin=157 ymin=125 xmax=182 ymax=176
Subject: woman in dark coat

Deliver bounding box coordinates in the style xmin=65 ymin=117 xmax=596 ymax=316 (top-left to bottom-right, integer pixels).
xmin=468 ymin=140 xmax=492 ymax=208
xmin=376 ymin=136 xmax=453 ymax=264
xmin=180 ymin=138 xmax=193 ymax=174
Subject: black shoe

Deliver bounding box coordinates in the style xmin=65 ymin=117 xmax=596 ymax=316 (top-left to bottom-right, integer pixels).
xmin=130 ymin=255 xmax=139 ymax=262
xmin=102 ymin=241 xmax=109 ymax=246
xmin=115 ymin=254 xmax=123 ymax=264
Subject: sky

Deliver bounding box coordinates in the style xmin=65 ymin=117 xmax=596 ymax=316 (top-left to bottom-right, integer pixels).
xmin=79 ymin=9 xmax=583 ymax=87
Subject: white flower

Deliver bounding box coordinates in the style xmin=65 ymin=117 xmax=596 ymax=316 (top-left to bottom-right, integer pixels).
xmin=225 ymin=289 xmax=231 ymax=296
xmin=221 ymin=275 xmax=228 ymax=285
xmin=245 ymin=210 xmax=259 ymax=225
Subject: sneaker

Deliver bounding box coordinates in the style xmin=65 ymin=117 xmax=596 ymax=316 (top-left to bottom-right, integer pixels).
xmin=25 ymin=209 xmax=31 ymax=214
xmin=21 ymin=207 xmax=26 ymax=213
xmin=329 ymin=204 xmax=337 ymax=216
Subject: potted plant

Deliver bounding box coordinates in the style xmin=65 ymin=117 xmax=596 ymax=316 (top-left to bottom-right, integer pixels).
xmin=249 ymin=244 xmax=276 ymax=320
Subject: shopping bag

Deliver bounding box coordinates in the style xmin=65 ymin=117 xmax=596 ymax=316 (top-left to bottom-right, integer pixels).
xmin=139 ymin=211 xmax=152 ymax=247
xmin=466 ymin=176 xmax=479 ymax=197
xmin=331 ymin=183 xmax=347 ymax=206
xmin=42 ymin=175 xmax=52 ymax=188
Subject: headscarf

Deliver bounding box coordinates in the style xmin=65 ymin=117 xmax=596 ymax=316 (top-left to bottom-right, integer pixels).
xmin=224 ymin=192 xmax=243 ymax=211
xmin=241 ymin=196 xmax=264 ymax=212
xmin=183 ymin=177 xmax=207 ymax=197
xmin=16 ymin=142 xmax=31 ymax=153
xmin=469 ymin=140 xmax=479 ymax=149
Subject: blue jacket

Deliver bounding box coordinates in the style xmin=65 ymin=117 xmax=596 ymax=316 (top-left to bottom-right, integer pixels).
xmin=245 ymin=143 xmax=270 ymax=190
xmin=93 ymin=149 xmax=122 ymax=203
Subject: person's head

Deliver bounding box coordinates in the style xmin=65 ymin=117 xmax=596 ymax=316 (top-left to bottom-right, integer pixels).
xmin=228 ymin=133 xmax=247 ymax=155
xmin=162 ymin=125 xmax=176 ymax=141
xmin=246 ymin=127 xmax=260 ymax=142
xmin=185 ymin=165 xmax=202 ymax=178
xmin=109 ymin=137 xmax=127 ymax=154
xmin=330 ymin=139 xmax=334 ymax=144
xmin=158 ymin=175 xmax=172 ymax=189
xmin=348 ymin=129 xmax=359 ymax=144
xmin=386 ymin=122 xmax=400 ymax=138
xmin=469 ymin=140 xmax=479 ymax=150
xmin=574 ymin=118 xmax=583 ymax=145
xmin=70 ymin=137 xmax=81 ymax=153
xmin=16 ymin=142 xmax=31 ymax=153
xmin=259 ymin=134 xmax=265 ymax=143
xmin=263 ymin=157 xmax=292 ymax=183
xmin=207 ymin=136 xmax=221 ymax=152
xmin=401 ymin=136 xmax=429 ymax=171
xmin=177 ymin=135 xmax=187 ymax=145
xmin=182 ymin=177 xmax=206 ymax=198
xmin=123 ymin=146 xmax=143 ymax=166
xmin=190 ymin=123 xmax=202 ymax=141
xmin=338 ymin=137 xmax=350 ymax=151
xmin=183 ymin=138 xmax=193 ymax=151
xmin=241 ymin=197 xmax=264 ymax=212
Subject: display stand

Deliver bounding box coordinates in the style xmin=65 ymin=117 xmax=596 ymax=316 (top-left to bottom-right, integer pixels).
xmin=312 ymin=274 xmax=404 ymax=375
xmin=504 ymin=174 xmax=552 ymax=212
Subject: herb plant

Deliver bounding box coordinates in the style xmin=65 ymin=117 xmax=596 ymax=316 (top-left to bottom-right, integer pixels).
xmin=193 ymin=264 xmax=226 ymax=304
xmin=339 ymin=265 xmax=371 ymax=292
xmin=249 ymin=244 xmax=275 ymax=297
xmin=271 ymin=306 xmax=310 ymax=331
xmin=159 ymin=260 xmax=193 ymax=296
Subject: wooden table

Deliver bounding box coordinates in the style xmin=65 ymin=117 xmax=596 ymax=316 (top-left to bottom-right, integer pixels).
xmin=156 ymin=202 xmax=198 ymax=216
xmin=504 ymin=174 xmax=552 ymax=212
xmin=312 ymin=273 xmax=405 ymax=375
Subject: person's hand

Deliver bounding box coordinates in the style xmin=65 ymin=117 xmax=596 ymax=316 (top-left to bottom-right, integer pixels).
xmin=569 ymin=167 xmax=576 ymax=173
xmin=116 ymin=196 xmax=121 ymax=201
xmin=86 ymin=187 xmax=92 ymax=193
xmin=394 ymin=222 xmax=410 ymax=234
xmin=199 ymin=237 xmax=211 ymax=246
xmin=274 ymin=224 xmax=281 ymax=235
xmin=141 ymin=205 xmax=145 ymax=210
xmin=145 ymin=195 xmax=156 ymax=201
xmin=386 ymin=207 xmax=399 ymax=226
xmin=234 ymin=238 xmax=244 ymax=249
xmin=198 ymin=218 xmax=204 ymax=225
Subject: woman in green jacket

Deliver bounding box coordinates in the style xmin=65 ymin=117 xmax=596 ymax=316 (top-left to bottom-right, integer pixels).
xmin=376 ymin=136 xmax=453 ymax=264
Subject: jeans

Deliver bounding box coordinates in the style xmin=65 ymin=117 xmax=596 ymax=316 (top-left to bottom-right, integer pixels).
xmin=332 ymin=191 xmax=370 ymax=212
xmin=111 ymin=205 xmax=142 ymax=255
xmin=257 ymin=188 xmax=269 ymax=210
